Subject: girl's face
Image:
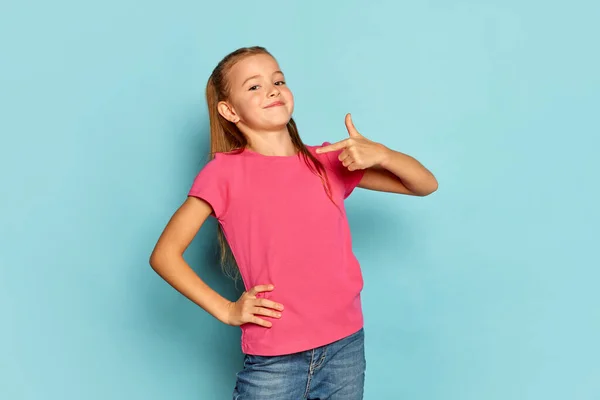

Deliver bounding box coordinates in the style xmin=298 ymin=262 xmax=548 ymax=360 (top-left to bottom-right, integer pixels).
xmin=218 ymin=54 xmax=294 ymax=132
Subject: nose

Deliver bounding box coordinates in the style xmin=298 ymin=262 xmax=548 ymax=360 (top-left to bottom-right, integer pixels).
xmin=268 ymin=84 xmax=280 ymax=98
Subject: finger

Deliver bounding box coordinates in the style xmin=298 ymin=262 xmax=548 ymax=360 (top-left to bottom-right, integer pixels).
xmin=316 ymin=139 xmax=349 ymax=154
xmin=342 ymin=156 xmax=354 ymax=168
xmin=247 ymin=284 xmax=274 ymax=297
xmin=345 ymin=113 xmax=361 ymax=138
xmin=250 ymin=316 xmax=273 ymax=328
xmin=347 ymin=162 xmax=362 ymax=171
xmin=256 ymin=298 xmax=284 ymax=311
xmin=253 ymin=307 xmax=282 ymax=318
xmin=338 ymin=149 xmax=350 ymax=162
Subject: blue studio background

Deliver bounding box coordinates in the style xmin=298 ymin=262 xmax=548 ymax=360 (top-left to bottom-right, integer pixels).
xmin=1 ymin=0 xmax=599 ymax=399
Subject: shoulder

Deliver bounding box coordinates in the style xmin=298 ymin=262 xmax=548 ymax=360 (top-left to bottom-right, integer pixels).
xmin=197 ymin=150 xmax=244 ymax=173
xmin=188 ymin=152 xmax=244 ymax=198
xmin=305 ymin=142 xmax=339 ymax=169
xmin=191 ymin=152 xmax=238 ymax=187
xmin=306 ymin=142 xmax=330 ymax=152
xmin=306 ymin=142 xmax=335 ymax=159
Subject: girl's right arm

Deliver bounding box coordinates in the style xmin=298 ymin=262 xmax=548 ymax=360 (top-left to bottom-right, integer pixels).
xmin=149 ymin=197 xmax=283 ymax=327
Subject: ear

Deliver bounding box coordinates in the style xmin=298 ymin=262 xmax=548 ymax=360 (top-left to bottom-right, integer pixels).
xmin=217 ymin=101 xmax=239 ymax=123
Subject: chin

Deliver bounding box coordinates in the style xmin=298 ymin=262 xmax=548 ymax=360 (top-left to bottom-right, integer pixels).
xmin=264 ymin=115 xmax=293 ymax=130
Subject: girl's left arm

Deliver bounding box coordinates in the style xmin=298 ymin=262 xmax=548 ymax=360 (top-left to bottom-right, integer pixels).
xmin=316 ymin=114 xmax=438 ymax=197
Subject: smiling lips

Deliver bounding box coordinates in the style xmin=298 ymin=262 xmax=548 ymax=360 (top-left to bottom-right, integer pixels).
xmin=264 ymin=101 xmax=285 ymax=108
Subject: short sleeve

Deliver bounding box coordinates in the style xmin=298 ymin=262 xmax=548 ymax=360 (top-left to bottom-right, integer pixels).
xmin=187 ymin=156 xmax=228 ymax=219
xmin=320 ymin=141 xmax=365 ymax=199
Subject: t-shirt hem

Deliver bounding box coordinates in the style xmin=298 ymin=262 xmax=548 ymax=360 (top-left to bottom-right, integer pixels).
xmin=240 ymin=320 xmax=364 ymax=356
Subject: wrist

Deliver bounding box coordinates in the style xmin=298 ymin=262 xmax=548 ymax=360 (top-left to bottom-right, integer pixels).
xmin=377 ymin=145 xmax=394 ymax=168
xmin=216 ymin=299 xmax=234 ymax=325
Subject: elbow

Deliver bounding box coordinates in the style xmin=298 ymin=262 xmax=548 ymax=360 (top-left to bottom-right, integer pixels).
xmin=149 ymin=249 xmax=165 ymax=271
xmin=149 ymin=246 xmax=183 ymax=271
xmin=428 ymin=178 xmax=439 ymax=195
xmin=416 ymin=177 xmax=438 ymax=197
xmin=149 ymin=251 xmax=159 ymax=270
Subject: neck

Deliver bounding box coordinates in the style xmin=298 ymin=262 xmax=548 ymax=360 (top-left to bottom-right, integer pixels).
xmin=240 ymin=124 xmax=297 ymax=156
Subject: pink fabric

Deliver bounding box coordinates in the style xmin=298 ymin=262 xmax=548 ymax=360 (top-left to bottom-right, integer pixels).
xmin=188 ymin=142 xmax=365 ymax=356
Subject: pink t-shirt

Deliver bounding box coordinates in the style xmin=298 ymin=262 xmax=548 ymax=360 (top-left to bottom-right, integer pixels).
xmin=188 ymin=142 xmax=365 ymax=356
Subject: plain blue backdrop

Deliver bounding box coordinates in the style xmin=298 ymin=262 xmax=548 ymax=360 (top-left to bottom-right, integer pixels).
xmin=1 ymin=0 xmax=598 ymax=399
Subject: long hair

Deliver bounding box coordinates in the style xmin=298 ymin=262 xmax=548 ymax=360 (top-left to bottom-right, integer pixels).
xmin=205 ymin=46 xmax=335 ymax=280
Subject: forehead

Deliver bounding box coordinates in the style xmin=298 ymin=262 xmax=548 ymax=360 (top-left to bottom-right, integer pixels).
xmin=228 ymin=54 xmax=282 ymax=84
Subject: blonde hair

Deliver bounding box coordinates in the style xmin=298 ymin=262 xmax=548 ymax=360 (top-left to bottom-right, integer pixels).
xmin=205 ymin=46 xmax=334 ymax=279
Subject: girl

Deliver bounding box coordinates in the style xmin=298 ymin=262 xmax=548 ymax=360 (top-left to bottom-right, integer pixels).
xmin=150 ymin=46 xmax=437 ymax=399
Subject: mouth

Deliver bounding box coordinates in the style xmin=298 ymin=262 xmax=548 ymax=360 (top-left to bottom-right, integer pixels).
xmin=264 ymin=101 xmax=285 ymax=108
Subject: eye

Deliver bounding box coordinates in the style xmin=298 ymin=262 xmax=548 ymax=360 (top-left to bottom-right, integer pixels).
xmin=274 ymin=80 xmax=286 ymax=86
xmin=248 ymin=85 xmax=260 ymax=91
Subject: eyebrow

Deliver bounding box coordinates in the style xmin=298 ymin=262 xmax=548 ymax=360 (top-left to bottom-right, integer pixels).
xmin=241 ymin=70 xmax=284 ymax=87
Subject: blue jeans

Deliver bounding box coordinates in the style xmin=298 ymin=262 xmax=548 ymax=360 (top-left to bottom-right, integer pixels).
xmin=232 ymin=328 xmax=366 ymax=400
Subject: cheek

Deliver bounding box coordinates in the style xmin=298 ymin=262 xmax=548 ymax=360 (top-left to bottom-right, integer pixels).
xmin=237 ymin=94 xmax=262 ymax=115
xmin=282 ymin=89 xmax=294 ymax=109
xmin=282 ymin=87 xmax=293 ymax=102
xmin=245 ymin=93 xmax=261 ymax=107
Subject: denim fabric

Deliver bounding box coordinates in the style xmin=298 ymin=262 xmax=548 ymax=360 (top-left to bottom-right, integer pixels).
xmin=232 ymin=328 xmax=366 ymax=400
